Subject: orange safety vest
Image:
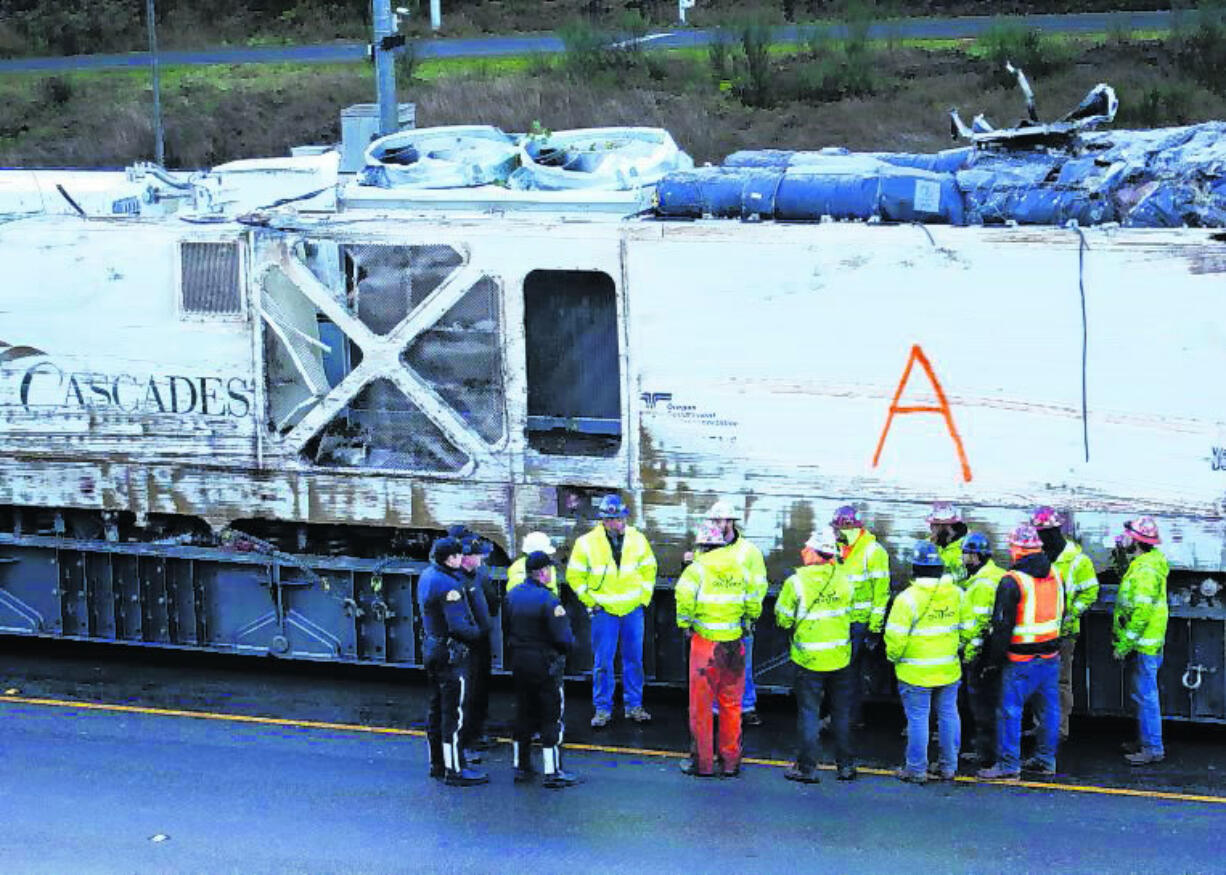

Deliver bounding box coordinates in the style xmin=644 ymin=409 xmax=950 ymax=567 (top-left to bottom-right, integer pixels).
xmin=1007 ymin=570 xmax=1063 ymax=662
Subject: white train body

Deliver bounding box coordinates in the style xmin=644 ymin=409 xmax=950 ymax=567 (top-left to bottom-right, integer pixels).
xmin=0 ymin=157 xmax=1224 ymax=582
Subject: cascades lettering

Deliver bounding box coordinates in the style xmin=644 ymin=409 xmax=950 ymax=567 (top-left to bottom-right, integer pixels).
xmin=17 ymin=361 xmax=253 ymax=418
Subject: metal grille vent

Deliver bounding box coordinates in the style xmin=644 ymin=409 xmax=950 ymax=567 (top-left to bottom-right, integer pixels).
xmin=181 ymin=242 xmax=242 ymax=316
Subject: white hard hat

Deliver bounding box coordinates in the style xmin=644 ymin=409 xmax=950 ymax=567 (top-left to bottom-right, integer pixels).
xmin=521 ymin=531 xmax=556 ymax=555
xmin=705 ymin=499 xmax=740 ymax=520
xmin=804 ymin=526 xmax=839 ymax=557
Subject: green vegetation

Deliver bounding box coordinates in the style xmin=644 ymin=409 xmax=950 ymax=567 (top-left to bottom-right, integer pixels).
xmin=0 ymin=0 xmax=1188 ymax=59
xmin=4 ymin=18 xmax=1226 ymax=169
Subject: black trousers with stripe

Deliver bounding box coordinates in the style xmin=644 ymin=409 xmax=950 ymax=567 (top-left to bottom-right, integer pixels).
xmin=426 ymin=654 xmax=471 ymax=768
xmin=512 ymin=650 xmax=565 ymax=754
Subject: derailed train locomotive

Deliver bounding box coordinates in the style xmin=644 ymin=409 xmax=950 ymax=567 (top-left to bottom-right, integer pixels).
xmin=1 ymin=108 xmax=1224 ymax=721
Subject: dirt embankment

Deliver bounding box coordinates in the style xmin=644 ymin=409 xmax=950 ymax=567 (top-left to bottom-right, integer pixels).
xmin=2 ymin=39 xmax=1223 ymax=169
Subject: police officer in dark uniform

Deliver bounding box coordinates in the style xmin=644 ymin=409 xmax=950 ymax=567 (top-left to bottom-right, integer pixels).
xmin=451 ymin=528 xmax=497 ymax=761
xmin=506 ymin=550 xmax=578 ymax=789
xmin=418 ymin=536 xmax=488 ymax=787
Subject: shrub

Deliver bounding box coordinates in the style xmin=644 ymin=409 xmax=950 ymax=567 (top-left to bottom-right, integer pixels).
xmin=1120 ymin=82 xmax=1195 ymax=127
xmin=37 ymin=75 xmax=73 ymax=107
xmin=7 ymin=0 xmax=142 ymax=55
xmin=1172 ymin=1 xmax=1226 ymax=95
xmin=559 ymin=18 xmax=615 ymax=75
xmin=737 ymin=18 xmax=774 ymax=107
xmin=707 ymin=27 xmax=736 ymax=84
xmin=977 ymin=20 xmax=1070 ymax=90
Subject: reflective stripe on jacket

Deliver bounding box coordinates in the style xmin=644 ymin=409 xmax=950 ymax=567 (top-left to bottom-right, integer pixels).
xmin=1113 ymin=549 xmax=1169 ymax=656
xmin=842 ymin=529 xmax=891 ymax=632
xmin=1053 ymin=540 xmax=1099 ymax=637
xmin=675 ymin=544 xmax=761 ymax=642
xmin=884 ymin=576 xmax=964 ymax=687
xmin=728 ymin=534 xmax=769 ymax=608
xmin=507 ymin=556 xmax=558 ymax=596
xmin=960 ymin=560 xmax=1006 ymax=665
xmin=1006 ymin=570 xmax=1063 ymax=661
xmin=566 ymin=524 xmax=657 ymax=616
xmin=775 ymin=563 xmax=854 ymax=672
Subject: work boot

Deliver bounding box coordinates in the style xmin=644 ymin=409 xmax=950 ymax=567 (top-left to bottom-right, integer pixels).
xmin=1120 ymin=740 xmax=1141 ymax=755
xmin=784 ymin=764 xmax=820 ymax=784
xmin=836 ymin=765 xmax=858 ymax=782
xmin=444 ymin=767 xmax=490 ymax=787
xmin=742 ymin=709 xmax=762 ymax=726
xmin=679 ymin=758 xmax=716 ymax=778
xmin=927 ymin=764 xmax=956 ymax=781
xmin=513 ymin=768 xmax=536 ymax=784
xmin=895 ymin=769 xmax=928 ymax=785
xmin=590 ymin=710 xmax=612 ymax=729
xmin=625 ymin=706 xmax=652 ymax=723
xmin=721 ymin=766 xmax=741 ymax=778
xmin=1021 ymin=757 xmax=1056 ymax=776
xmin=1125 ymin=750 xmax=1165 ymax=766
xmin=428 ymin=737 xmax=446 ymax=780
xmin=542 ymin=770 xmax=581 ymax=789
xmin=977 ymin=764 xmax=1020 ymax=781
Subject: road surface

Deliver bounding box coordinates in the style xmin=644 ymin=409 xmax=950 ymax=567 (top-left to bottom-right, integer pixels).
xmin=0 ymin=641 xmax=1223 ymax=874
xmin=0 ymin=11 xmax=1175 ymax=74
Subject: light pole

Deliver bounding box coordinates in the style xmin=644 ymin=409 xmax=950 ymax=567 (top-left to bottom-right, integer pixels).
xmin=372 ymin=0 xmax=398 ymax=136
xmin=145 ymin=0 xmax=165 ymax=165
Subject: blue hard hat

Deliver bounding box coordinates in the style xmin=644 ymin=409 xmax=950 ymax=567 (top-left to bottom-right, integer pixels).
xmin=962 ymin=532 xmax=992 ymax=556
xmin=597 ymin=494 xmax=629 ymax=519
xmin=461 ymin=535 xmax=492 ymax=556
xmin=912 ymin=540 xmax=944 ymax=567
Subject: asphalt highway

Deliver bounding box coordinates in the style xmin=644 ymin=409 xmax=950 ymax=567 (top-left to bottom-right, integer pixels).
xmin=0 ymin=11 xmax=1175 ymax=74
xmin=1 ymin=641 xmax=1223 ymax=874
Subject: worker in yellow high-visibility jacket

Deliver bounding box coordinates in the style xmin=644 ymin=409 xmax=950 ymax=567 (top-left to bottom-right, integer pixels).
xmin=566 ymin=494 xmax=657 ymax=729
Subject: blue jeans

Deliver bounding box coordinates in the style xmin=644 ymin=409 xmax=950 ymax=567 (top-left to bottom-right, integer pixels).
xmin=591 ymin=606 xmax=645 ymax=713
xmin=795 ymin=664 xmax=853 ymax=769
xmin=742 ymin=634 xmax=757 ymax=710
xmin=898 ymin=680 xmax=960 ymax=775
xmin=1129 ymin=652 xmax=1164 ymax=756
xmin=997 ymin=656 xmax=1059 ymax=771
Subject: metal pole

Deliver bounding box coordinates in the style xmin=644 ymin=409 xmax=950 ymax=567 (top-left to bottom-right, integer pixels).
xmin=430 ymin=0 xmax=441 ymax=32
xmin=372 ymin=0 xmax=398 ymax=136
xmin=145 ymin=0 xmax=164 ymax=165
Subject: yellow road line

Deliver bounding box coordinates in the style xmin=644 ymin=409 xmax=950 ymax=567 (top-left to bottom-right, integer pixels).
xmin=2 ymin=694 xmax=1222 ymax=806
xmin=0 ymin=694 xmax=424 ymax=737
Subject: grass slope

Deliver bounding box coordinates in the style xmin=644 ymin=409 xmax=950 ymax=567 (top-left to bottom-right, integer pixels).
xmin=1 ymin=36 xmax=1224 ymax=169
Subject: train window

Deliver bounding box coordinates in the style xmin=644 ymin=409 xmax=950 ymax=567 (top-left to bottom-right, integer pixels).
xmin=341 ymin=244 xmax=463 ymax=335
xmin=180 ymin=242 xmax=242 ymax=317
xmin=306 ymin=378 xmax=469 ymax=471
xmin=523 ymin=269 xmax=621 ymax=456
xmin=402 ymin=275 xmax=506 ymax=444
xmin=261 ymin=243 xmax=489 ymax=473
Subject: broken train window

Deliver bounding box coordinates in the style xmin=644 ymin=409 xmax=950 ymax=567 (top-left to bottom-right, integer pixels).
xmin=262 ymin=241 xmax=505 ymax=472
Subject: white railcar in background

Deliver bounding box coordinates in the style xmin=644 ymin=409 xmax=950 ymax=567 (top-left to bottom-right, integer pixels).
xmin=0 ymin=136 xmax=1223 ymax=719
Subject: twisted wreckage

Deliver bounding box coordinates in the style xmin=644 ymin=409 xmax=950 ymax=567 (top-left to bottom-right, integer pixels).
xmin=0 ymin=78 xmax=1224 ymax=719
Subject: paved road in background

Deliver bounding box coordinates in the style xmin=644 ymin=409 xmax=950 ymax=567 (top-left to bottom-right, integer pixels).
xmin=0 ymin=10 xmax=1174 ymax=74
